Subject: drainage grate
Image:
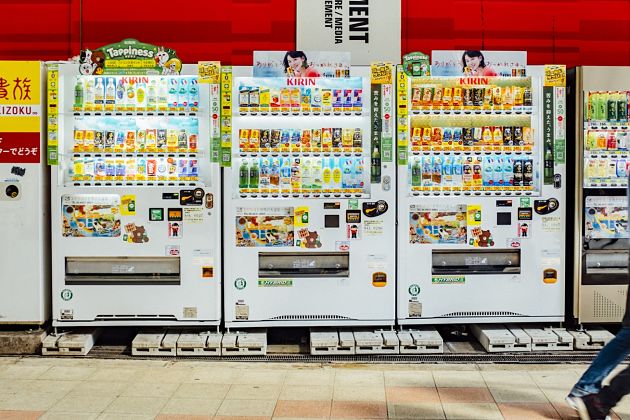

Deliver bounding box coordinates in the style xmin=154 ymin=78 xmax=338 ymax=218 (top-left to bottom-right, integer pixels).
xmin=55 ymin=345 xmax=626 ymax=364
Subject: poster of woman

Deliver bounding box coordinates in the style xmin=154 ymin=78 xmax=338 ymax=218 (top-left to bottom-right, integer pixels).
xmin=253 ymin=51 xmax=351 ymax=78
xmin=431 ymin=50 xmax=527 ymax=77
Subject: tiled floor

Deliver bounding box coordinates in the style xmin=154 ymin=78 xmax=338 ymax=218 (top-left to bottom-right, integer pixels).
xmin=0 ymin=357 xmax=628 ymax=419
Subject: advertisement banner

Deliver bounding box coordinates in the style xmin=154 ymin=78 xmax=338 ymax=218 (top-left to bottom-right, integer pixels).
xmin=585 ymin=196 xmax=628 ymax=239
xmin=0 ymin=61 xmax=41 ymax=163
xmin=431 ymin=50 xmax=527 ymax=77
xmin=296 ymin=0 xmax=401 ymax=65
xmin=409 ymin=204 xmax=467 ymax=244
xmin=78 ymin=39 xmax=181 ymax=76
xmin=253 ymin=51 xmax=351 ymax=78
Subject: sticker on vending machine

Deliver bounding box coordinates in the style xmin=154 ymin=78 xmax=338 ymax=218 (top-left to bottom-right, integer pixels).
xmin=168 ymin=222 xmax=183 ymax=238
xmin=347 ymin=223 xmax=362 ymax=240
xmin=165 ymin=245 xmax=180 ymax=256
xmin=517 ymin=222 xmax=530 ymax=238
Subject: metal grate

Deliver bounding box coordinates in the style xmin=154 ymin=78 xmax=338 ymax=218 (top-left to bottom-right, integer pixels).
xmin=268 ymin=315 xmax=352 ymax=320
xmin=67 ymin=345 xmax=630 ymax=365
xmin=441 ymin=311 xmax=524 ymax=318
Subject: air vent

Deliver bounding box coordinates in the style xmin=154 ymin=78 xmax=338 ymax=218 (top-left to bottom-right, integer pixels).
xmin=441 ymin=311 xmax=524 ymax=318
xmin=593 ymin=290 xmax=627 ymax=320
xmin=269 ymin=314 xmax=352 ymax=321
xmin=95 ymin=314 xmax=177 ymax=321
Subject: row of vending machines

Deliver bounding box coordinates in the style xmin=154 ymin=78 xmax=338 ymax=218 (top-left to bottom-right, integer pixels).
xmin=0 ymin=56 xmax=626 ymax=329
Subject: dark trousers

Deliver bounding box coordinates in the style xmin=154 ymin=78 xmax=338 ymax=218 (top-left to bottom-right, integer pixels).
xmin=599 ymin=364 xmax=630 ymax=409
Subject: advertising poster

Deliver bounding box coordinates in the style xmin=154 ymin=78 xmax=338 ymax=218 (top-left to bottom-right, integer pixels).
xmin=61 ymin=194 xmax=121 ymax=237
xmin=0 ymin=61 xmax=41 ymax=164
xmin=409 ymin=204 xmax=467 ymax=244
xmin=235 ymin=207 xmax=294 ymax=247
xmin=296 ymin=0 xmax=401 ymax=65
xmin=585 ymin=196 xmax=628 ymax=239
xmin=253 ymin=51 xmax=351 ymax=78
xmin=431 ymin=50 xmax=527 ymax=77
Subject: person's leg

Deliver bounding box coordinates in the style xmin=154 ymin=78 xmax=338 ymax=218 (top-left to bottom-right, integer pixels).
xmin=570 ymin=327 xmax=630 ymax=397
xmin=598 ymin=364 xmax=630 ymax=410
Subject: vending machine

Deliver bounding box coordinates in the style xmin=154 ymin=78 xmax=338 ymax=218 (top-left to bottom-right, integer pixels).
xmin=570 ymin=66 xmax=630 ymax=324
xmin=396 ymin=54 xmax=566 ymax=325
xmin=222 ymin=56 xmax=396 ymax=328
xmin=49 ymin=41 xmax=222 ymax=326
xmin=0 ymin=61 xmax=50 ymax=325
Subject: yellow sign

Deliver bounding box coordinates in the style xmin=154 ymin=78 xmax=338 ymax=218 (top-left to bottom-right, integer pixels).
xmin=467 ymin=205 xmax=482 ymax=226
xmin=294 ymin=206 xmax=309 ymax=227
xmin=120 ymin=194 xmax=137 ymax=216
xmin=544 ymin=65 xmax=566 ymax=87
xmin=0 ymin=61 xmax=40 ymax=108
xmin=371 ymin=62 xmax=393 ymax=84
xmin=198 ymin=61 xmax=221 ymax=84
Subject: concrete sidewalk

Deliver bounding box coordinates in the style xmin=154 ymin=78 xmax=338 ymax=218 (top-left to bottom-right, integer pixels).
xmin=0 ymin=356 xmax=628 ymax=419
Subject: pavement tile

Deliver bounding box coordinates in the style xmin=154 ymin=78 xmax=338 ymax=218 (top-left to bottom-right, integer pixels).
xmin=387 ymin=402 xmax=445 ymax=419
xmin=437 ymin=387 xmax=494 ymax=403
xmin=216 ymin=399 xmax=277 ymax=417
xmin=441 ymin=403 xmax=503 ymax=420
xmin=0 ymin=411 xmax=45 ymax=420
xmin=225 ymin=384 xmax=282 ymax=400
xmin=330 ymin=401 xmax=387 ymax=418
xmin=159 ymin=398 xmax=221 ymax=416
xmin=273 ymin=400 xmax=331 ymax=418
xmin=233 ymin=370 xmax=287 ymax=386
xmin=121 ymin=381 xmax=180 ymax=398
xmin=498 ymin=402 xmax=562 ymax=419
xmin=334 ymin=371 xmax=384 ymax=387
xmin=103 ymin=396 xmax=166 ymax=416
xmin=49 ymin=395 xmax=114 ymax=413
xmin=173 ymin=383 xmax=230 ymax=400
xmin=40 ymin=413 xmax=99 ymax=420
xmin=39 ymin=367 xmax=97 ymax=381
xmin=279 ymin=384 xmax=333 ymax=401
xmin=432 ymin=371 xmax=485 ymax=388
xmin=285 ymin=370 xmax=335 ymax=386
xmin=0 ymin=365 xmax=50 ymax=380
xmin=155 ymin=416 xmax=213 ymax=420
xmin=0 ymin=393 xmax=59 ymax=411
xmin=333 ymin=385 xmax=386 ymax=402
xmin=384 ymin=371 xmax=435 ymax=388
xmin=385 ymin=387 xmax=440 ymax=403
xmin=489 ymin=386 xmax=550 ymax=403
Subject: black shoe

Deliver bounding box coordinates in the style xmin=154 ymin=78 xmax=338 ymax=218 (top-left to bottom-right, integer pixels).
xmin=575 ymin=394 xmax=611 ymax=420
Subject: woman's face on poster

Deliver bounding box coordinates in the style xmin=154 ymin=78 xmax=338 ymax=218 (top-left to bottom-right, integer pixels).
xmin=465 ymin=54 xmax=482 ymax=72
xmin=287 ymin=55 xmax=305 ymax=73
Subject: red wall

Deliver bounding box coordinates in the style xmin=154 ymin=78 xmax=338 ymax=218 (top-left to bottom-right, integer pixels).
xmin=2 ymin=0 xmax=630 ymax=66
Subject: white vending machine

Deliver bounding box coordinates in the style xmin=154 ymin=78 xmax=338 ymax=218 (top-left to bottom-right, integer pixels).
xmin=396 ymin=60 xmax=566 ymax=325
xmin=49 ymin=43 xmax=222 ymax=327
xmin=570 ymin=66 xmax=630 ymax=324
xmin=0 ymin=61 xmax=50 ymax=325
xmin=223 ymin=60 xmax=396 ymax=328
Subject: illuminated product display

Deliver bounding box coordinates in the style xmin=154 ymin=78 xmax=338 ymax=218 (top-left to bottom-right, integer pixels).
xmin=572 ymin=67 xmax=630 ymax=324
xmin=222 ymin=61 xmax=396 ymax=328
xmin=397 ymin=59 xmax=566 ymax=325
xmin=50 ymin=47 xmax=222 ymax=326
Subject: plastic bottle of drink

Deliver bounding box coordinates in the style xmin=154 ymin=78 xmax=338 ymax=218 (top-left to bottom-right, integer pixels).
xmin=270 ymin=158 xmax=280 ymax=192
xmin=291 ymin=158 xmax=302 ymax=193
xmin=188 ymin=78 xmax=199 ymax=110
xmin=147 ymin=79 xmax=158 ymax=111
xmin=411 ymin=157 xmax=422 ymax=188
xmin=158 ymin=77 xmax=168 ymax=110
xmin=617 ymin=91 xmax=628 ymax=123
xmin=301 ymin=157 xmax=312 ymax=192
xmin=73 ymin=77 xmax=84 ymax=110
xmin=607 ymin=91 xmax=618 ymax=122
xmin=178 ymin=78 xmax=188 ymax=110
xmin=342 ymin=158 xmax=353 ymax=191
xmin=84 ymin=79 xmax=95 ymax=111
xmin=280 ymin=158 xmax=292 ymax=194
xmin=332 ymin=158 xmax=342 ymax=191
xmin=371 ymin=145 xmax=381 ymax=183
xmin=238 ymin=160 xmax=249 ymax=189
xmin=168 ymin=78 xmax=179 ymax=110
xmin=312 ymin=158 xmax=323 ymax=192
xmin=105 ymin=77 xmax=116 ymax=111
xmin=116 ymin=78 xmax=125 ymax=110
xmin=126 ymin=80 xmax=136 ymax=111
xmin=597 ymin=91 xmax=607 ymax=121
xmin=94 ymin=78 xmax=105 ymax=111
xmin=322 ymin=157 xmax=332 ymax=193
xmin=248 ymin=160 xmax=259 ymax=191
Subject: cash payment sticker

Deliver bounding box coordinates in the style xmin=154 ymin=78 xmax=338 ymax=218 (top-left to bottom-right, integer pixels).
xmin=258 ymin=279 xmax=293 ymax=287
